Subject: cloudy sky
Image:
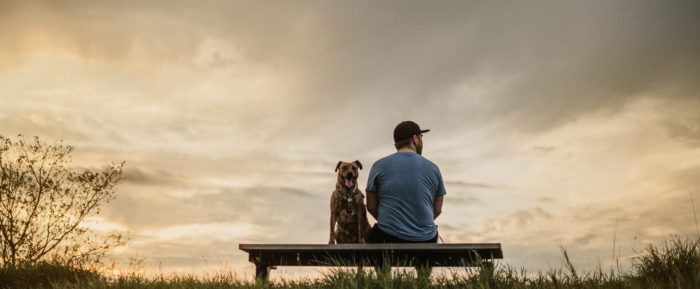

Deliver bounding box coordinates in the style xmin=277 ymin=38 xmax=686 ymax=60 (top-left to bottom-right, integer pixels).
xmin=1 ymin=0 xmax=699 ymax=279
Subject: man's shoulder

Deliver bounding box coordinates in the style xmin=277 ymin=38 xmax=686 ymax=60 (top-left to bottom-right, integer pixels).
xmin=416 ymin=156 xmax=442 ymax=176
xmin=409 ymin=153 xmax=436 ymax=166
xmin=372 ymin=153 xmax=399 ymax=167
xmin=373 ymin=153 xmax=437 ymax=164
xmin=422 ymin=157 xmax=440 ymax=169
xmin=371 ymin=152 xmax=440 ymax=170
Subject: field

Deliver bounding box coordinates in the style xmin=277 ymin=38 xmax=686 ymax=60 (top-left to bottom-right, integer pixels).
xmin=1 ymin=236 xmax=698 ymax=289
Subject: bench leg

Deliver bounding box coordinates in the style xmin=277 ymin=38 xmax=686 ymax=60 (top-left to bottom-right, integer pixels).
xmin=255 ymin=263 xmax=271 ymax=283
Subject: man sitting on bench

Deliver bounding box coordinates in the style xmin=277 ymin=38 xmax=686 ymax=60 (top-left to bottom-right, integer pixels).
xmin=366 ymin=121 xmax=446 ymax=244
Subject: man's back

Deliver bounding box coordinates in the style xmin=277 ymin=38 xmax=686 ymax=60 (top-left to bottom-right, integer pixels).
xmin=366 ymin=151 xmax=446 ymax=241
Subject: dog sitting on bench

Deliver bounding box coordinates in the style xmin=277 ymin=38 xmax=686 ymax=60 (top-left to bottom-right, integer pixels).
xmin=329 ymin=160 xmax=371 ymax=244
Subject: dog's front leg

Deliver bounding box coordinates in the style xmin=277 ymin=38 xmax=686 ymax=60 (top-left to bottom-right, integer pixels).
xmin=329 ymin=216 xmax=336 ymax=244
xmin=329 ymin=201 xmax=337 ymax=244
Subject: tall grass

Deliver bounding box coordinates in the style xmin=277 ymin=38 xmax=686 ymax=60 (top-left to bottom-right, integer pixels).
xmin=632 ymin=236 xmax=700 ymax=288
xmin=0 ymin=262 xmax=101 ymax=289
xmin=2 ymin=236 xmax=699 ymax=289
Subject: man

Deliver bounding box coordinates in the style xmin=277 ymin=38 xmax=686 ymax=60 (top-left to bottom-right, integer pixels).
xmin=365 ymin=121 xmax=446 ymax=243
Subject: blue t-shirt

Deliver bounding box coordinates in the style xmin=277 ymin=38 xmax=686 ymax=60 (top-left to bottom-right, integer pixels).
xmin=366 ymin=152 xmax=446 ymax=241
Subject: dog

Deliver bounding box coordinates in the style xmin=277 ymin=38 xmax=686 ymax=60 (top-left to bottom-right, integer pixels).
xmin=329 ymin=160 xmax=371 ymax=244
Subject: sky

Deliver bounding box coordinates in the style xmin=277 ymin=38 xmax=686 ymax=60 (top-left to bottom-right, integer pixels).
xmin=1 ymin=0 xmax=700 ymax=280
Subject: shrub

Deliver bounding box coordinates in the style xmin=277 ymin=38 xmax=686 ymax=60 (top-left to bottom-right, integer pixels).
xmin=633 ymin=236 xmax=700 ymax=288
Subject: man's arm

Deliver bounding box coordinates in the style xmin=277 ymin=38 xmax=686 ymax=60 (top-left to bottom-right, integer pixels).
xmin=366 ymin=191 xmax=378 ymax=220
xmin=433 ymin=195 xmax=444 ymax=219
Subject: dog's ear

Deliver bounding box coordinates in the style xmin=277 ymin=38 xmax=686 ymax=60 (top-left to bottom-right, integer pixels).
xmin=335 ymin=161 xmax=342 ymax=172
xmin=354 ymin=160 xmax=363 ymax=170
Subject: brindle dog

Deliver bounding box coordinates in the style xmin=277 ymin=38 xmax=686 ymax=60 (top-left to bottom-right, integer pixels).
xmin=329 ymin=160 xmax=371 ymax=244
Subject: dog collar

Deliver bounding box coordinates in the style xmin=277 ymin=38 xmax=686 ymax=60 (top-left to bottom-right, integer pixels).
xmin=344 ymin=187 xmax=355 ymax=203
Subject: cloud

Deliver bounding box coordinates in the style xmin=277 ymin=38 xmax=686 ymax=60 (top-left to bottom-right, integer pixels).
xmin=667 ymin=121 xmax=700 ymax=148
xmin=81 ymin=216 xmax=128 ymax=233
xmin=482 ymin=207 xmax=553 ymax=232
xmin=673 ymin=166 xmax=700 ymax=191
xmin=3 ymin=1 xmax=698 ymax=140
xmin=121 ymin=167 xmax=186 ymax=186
xmin=445 ymin=181 xmax=496 ymax=189
xmin=663 ymin=98 xmax=700 ymax=148
xmin=0 ymin=109 xmax=91 ymax=142
xmin=572 ymin=233 xmax=597 ymax=247
xmin=533 ymin=146 xmax=556 ymax=155
xmin=104 ymin=184 xmax=322 ymax=236
xmin=144 ymin=222 xmax=258 ymax=243
xmin=536 ymin=197 xmax=556 ymax=203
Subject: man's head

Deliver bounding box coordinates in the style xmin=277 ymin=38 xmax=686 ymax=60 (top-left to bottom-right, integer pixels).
xmin=393 ymin=121 xmax=430 ymax=155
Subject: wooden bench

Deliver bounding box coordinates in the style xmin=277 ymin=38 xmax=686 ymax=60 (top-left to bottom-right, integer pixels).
xmin=239 ymin=243 xmax=503 ymax=282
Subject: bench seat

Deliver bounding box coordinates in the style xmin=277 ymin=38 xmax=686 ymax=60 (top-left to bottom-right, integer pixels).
xmin=239 ymin=243 xmax=503 ymax=281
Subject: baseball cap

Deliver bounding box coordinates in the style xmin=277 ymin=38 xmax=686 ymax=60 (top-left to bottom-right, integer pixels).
xmin=393 ymin=121 xmax=430 ymax=144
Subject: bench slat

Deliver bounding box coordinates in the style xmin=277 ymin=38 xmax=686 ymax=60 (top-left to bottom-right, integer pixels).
xmin=240 ymin=243 xmax=503 ymax=267
xmin=240 ymin=243 xmax=502 ymax=252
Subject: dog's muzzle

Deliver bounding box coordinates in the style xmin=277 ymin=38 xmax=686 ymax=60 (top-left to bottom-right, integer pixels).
xmin=343 ymin=173 xmax=356 ymax=188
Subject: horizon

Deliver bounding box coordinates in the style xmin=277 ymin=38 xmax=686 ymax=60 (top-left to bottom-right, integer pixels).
xmin=1 ymin=0 xmax=699 ymax=279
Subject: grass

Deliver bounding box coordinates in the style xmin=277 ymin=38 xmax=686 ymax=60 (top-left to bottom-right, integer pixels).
xmin=1 ymin=236 xmax=699 ymax=289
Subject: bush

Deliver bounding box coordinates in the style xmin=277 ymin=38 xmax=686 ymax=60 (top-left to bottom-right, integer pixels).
xmin=633 ymin=236 xmax=700 ymax=288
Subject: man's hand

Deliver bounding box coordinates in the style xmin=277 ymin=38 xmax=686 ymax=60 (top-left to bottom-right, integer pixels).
xmin=366 ymin=191 xmax=378 ymax=220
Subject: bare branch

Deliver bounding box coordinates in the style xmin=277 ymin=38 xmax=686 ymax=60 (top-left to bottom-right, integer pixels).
xmin=0 ymin=135 xmax=126 ymax=267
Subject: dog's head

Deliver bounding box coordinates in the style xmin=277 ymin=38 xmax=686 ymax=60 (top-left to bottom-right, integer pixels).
xmin=335 ymin=160 xmax=363 ymax=189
